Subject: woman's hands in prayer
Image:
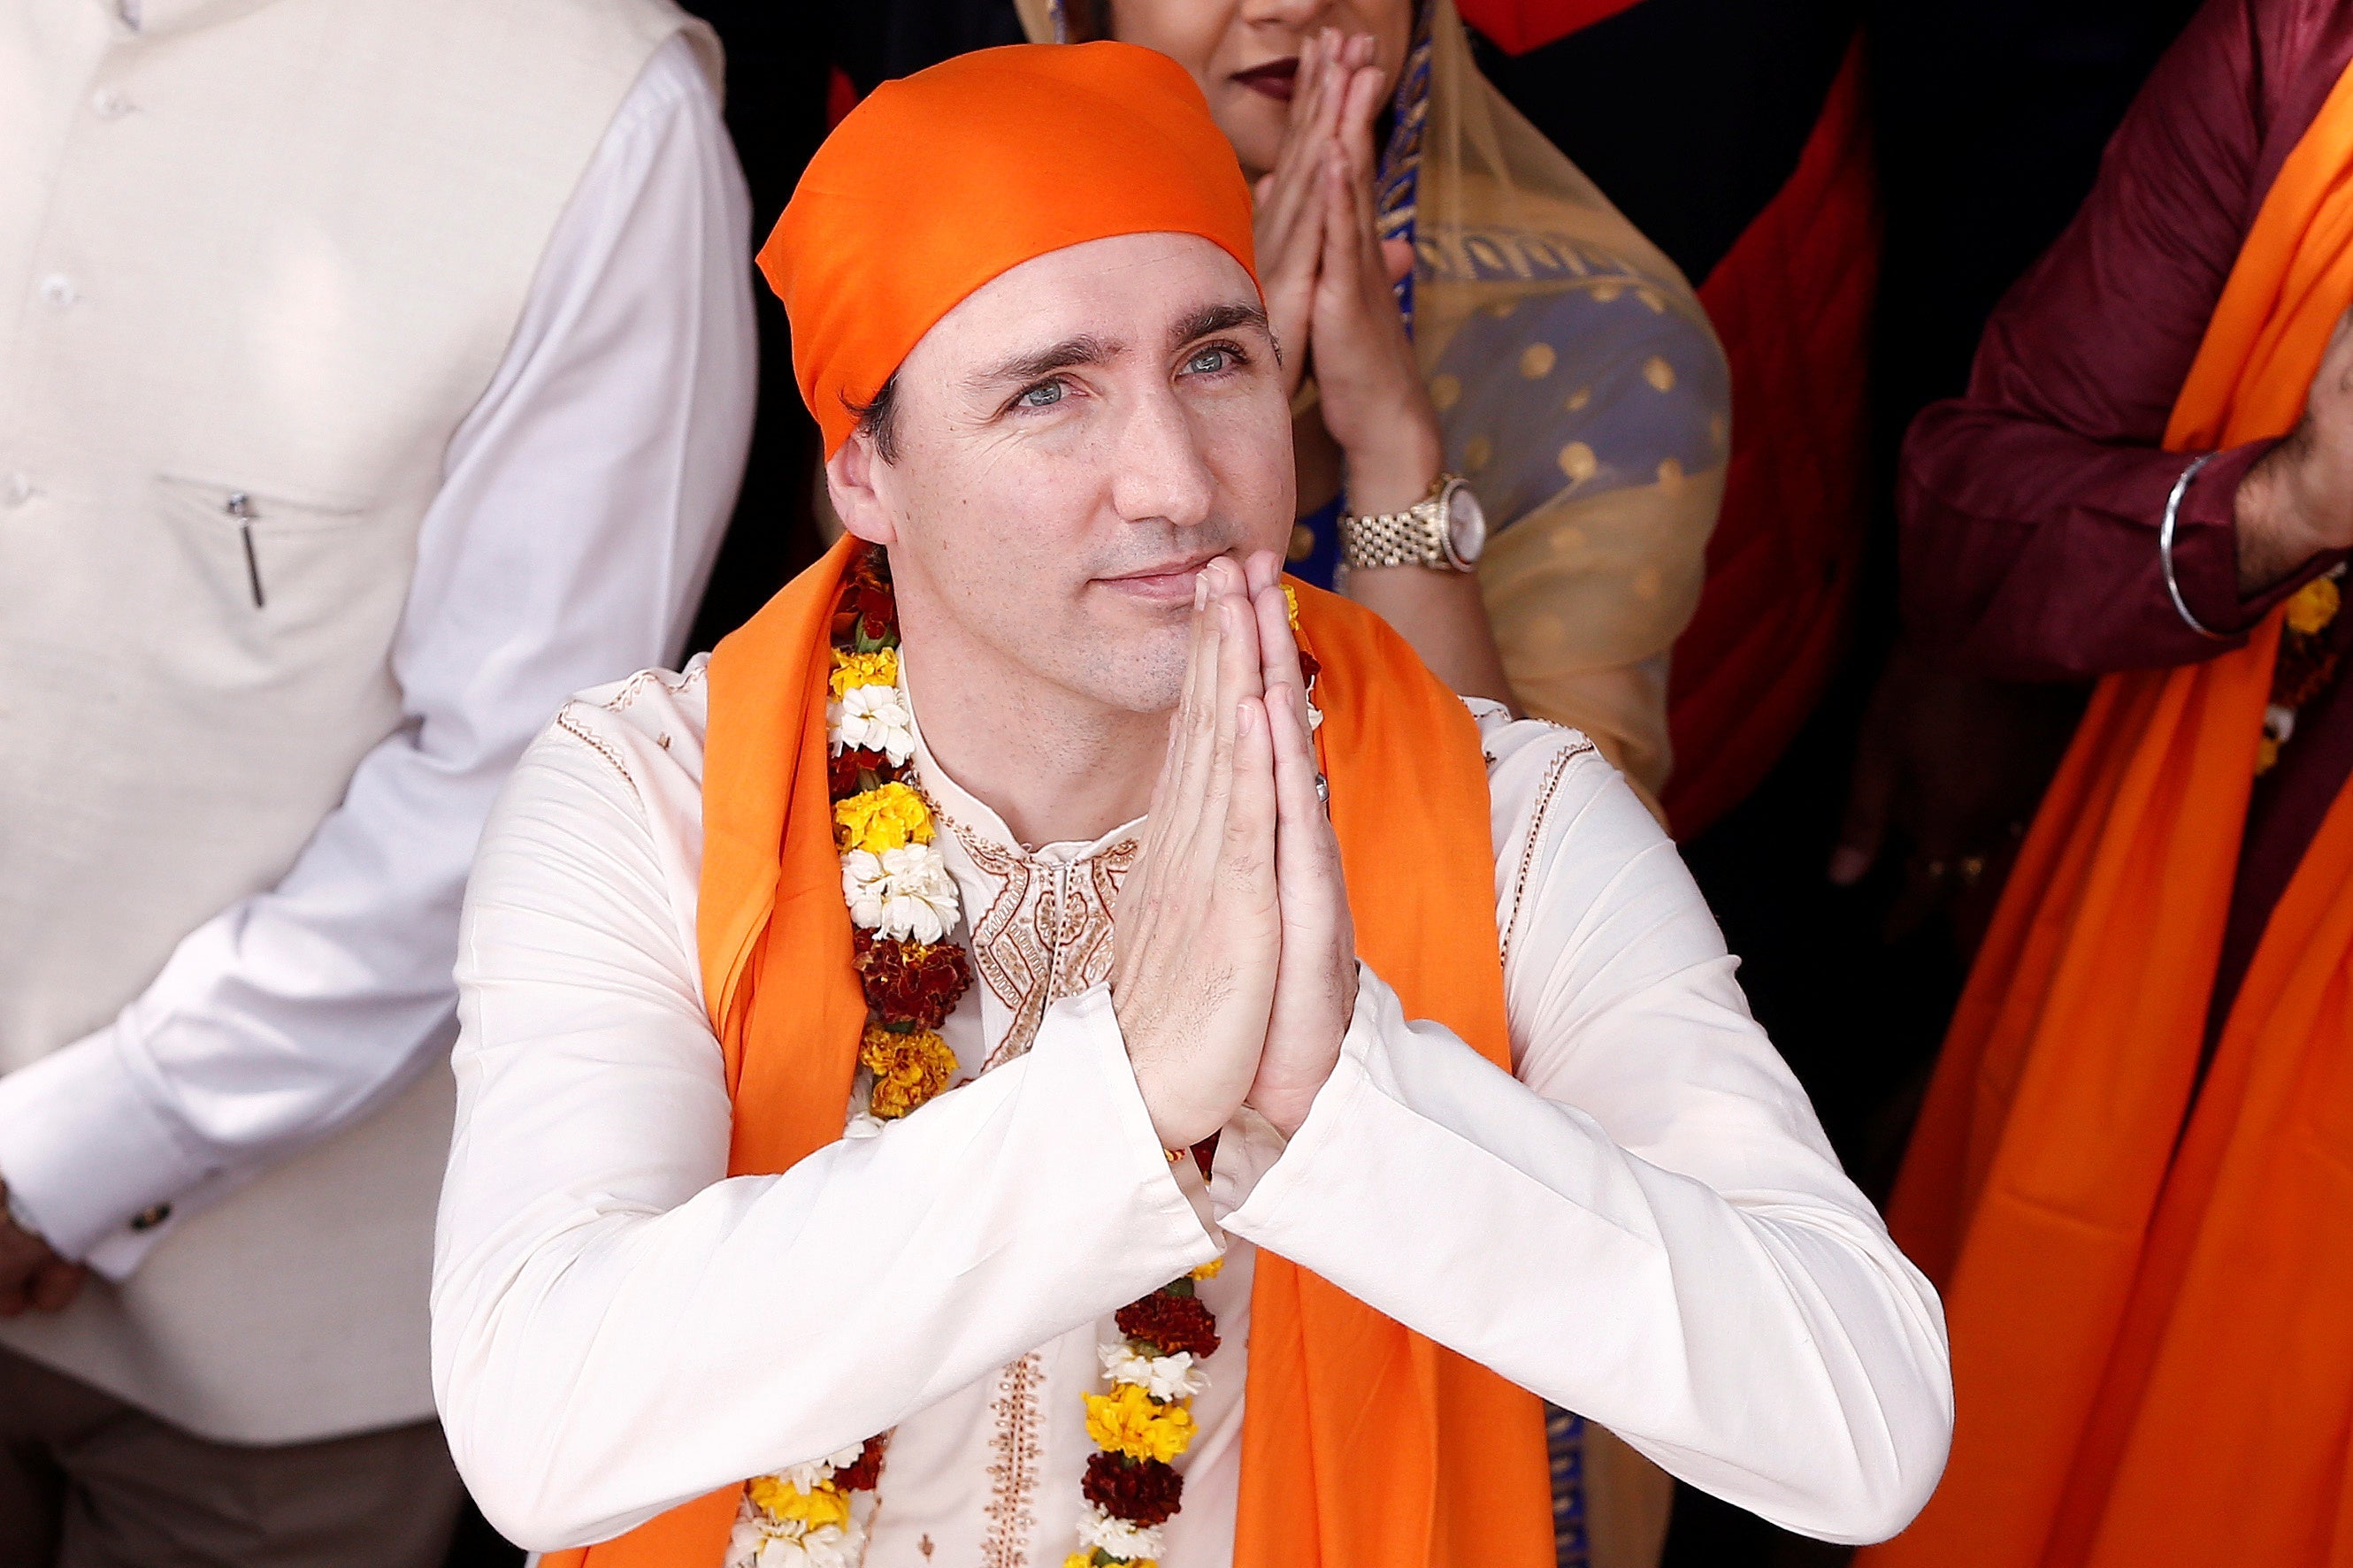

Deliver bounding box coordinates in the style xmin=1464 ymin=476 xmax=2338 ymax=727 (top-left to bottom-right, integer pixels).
xmin=2236 ymin=301 xmax=2353 ymax=593
xmin=1112 ymin=555 xmax=1357 ymax=1148
xmin=1253 ymin=30 xmax=1512 ymax=704
xmin=1253 ymin=28 xmax=1442 ymax=516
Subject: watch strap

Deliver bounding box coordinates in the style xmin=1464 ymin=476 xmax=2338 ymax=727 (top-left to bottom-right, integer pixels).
xmin=1338 ymin=477 xmax=1454 ymax=570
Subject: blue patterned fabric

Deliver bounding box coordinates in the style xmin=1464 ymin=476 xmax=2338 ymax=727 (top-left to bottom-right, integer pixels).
xmin=1546 ymin=1404 xmax=1592 ymax=1568
xmin=1430 ymin=280 xmax=1728 ymax=539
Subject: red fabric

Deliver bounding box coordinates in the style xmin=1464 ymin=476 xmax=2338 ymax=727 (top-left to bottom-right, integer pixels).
xmin=1452 ymin=0 xmax=1644 ymax=55
xmin=1660 ymin=35 xmax=1876 ymax=838
xmin=824 ymin=65 xmax=860 ymax=128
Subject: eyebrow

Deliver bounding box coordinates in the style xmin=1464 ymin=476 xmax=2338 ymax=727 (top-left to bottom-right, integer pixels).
xmin=1169 ymin=301 xmax=1270 ymax=352
xmin=964 ymin=334 xmax=1123 ymax=393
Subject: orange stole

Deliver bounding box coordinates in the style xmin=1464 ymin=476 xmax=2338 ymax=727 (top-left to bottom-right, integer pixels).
xmin=546 ymin=537 xmax=1554 ymax=1568
xmin=1859 ymin=56 xmax=2353 ymax=1568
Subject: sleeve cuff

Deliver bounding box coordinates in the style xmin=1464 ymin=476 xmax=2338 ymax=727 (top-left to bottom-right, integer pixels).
xmin=2169 ymin=439 xmax=2344 ymax=631
xmin=0 ymin=1026 xmax=212 ymax=1266
xmin=1038 ymin=985 xmax=1222 ymax=1265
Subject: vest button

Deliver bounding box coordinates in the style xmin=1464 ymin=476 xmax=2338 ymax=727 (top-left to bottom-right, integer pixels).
xmin=91 ymin=89 xmax=131 ymax=119
xmin=38 ymin=274 xmax=76 ymax=309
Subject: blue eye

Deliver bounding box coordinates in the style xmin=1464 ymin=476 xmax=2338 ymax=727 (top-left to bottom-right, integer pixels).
xmin=1016 ymin=380 xmax=1064 ymax=409
xmin=1186 ymin=347 xmax=1232 ymax=374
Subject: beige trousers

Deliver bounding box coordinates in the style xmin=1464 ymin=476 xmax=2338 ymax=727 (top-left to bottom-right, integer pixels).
xmin=0 ymin=1345 xmax=464 ymax=1568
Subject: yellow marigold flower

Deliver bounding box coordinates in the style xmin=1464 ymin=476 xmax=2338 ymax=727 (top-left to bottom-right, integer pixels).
xmin=1281 ymin=584 xmax=1300 ymax=630
xmin=1190 ymin=1258 xmax=1223 ymax=1281
xmin=835 ymin=782 xmax=933 ymax=854
xmin=2257 ymin=733 xmax=2282 ymax=776
xmin=830 ymin=648 xmax=900 ymax=700
xmin=861 ymin=1025 xmax=957 ymax=1119
xmin=2287 ymin=576 xmax=2342 ymax=638
xmin=747 ymin=1475 xmax=852 ymax=1531
xmin=1084 ymin=1382 xmax=1196 ymax=1464
xmin=1064 ymin=1556 xmax=1094 ymax=1568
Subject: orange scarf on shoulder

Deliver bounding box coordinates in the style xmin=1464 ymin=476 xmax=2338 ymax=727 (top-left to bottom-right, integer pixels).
xmin=545 ymin=538 xmax=1554 ymax=1568
xmin=1860 ymin=58 xmax=2353 ymax=1568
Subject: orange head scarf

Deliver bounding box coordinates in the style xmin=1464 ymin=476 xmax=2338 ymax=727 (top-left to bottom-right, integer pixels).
xmin=760 ymin=41 xmax=1260 ymax=456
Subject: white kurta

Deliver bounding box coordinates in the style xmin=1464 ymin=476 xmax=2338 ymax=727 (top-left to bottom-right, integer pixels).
xmin=433 ymin=661 xmax=1951 ymax=1562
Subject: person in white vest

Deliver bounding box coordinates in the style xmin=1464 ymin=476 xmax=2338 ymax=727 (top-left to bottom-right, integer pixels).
xmin=0 ymin=0 xmax=755 ymax=1561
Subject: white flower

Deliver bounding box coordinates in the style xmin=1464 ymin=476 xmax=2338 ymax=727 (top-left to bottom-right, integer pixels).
xmin=776 ymin=1444 xmax=863 ymax=1495
xmin=1306 ymin=697 xmax=1324 ymax=732
xmin=1077 ymin=1503 xmax=1163 ymax=1561
xmin=841 ymin=844 xmax=959 ymax=943
xmin=829 ymin=683 xmax=916 ymax=766
xmin=1099 ymin=1341 xmax=1207 ymax=1402
xmin=755 ymin=1522 xmax=864 ymax=1568
xmin=727 ymin=1504 xmax=867 ymax=1568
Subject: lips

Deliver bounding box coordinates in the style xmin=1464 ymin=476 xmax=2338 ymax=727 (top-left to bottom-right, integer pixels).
xmin=1099 ymin=553 xmax=1220 ymax=602
xmin=1231 ymin=57 xmax=1299 ymax=103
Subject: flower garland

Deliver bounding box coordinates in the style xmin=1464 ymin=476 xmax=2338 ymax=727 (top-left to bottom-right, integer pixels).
xmin=732 ymin=550 xmax=1315 ymax=1568
xmin=2259 ymin=567 xmax=2345 ymax=775
xmin=728 ymin=547 xmax=973 ymax=1568
xmin=1070 ymin=1258 xmax=1224 ymax=1568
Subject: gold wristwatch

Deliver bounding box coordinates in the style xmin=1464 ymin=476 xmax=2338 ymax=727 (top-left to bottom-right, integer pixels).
xmin=1337 ymin=473 xmax=1486 ymax=573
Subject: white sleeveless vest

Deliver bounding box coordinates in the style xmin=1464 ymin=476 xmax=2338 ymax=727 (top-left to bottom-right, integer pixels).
xmin=0 ymin=0 xmax=712 ymax=1442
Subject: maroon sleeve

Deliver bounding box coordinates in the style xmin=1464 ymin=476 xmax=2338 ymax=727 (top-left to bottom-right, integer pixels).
xmin=1897 ymin=0 xmax=2343 ymax=683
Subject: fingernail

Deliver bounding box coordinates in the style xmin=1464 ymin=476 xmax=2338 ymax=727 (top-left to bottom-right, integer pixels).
xmin=1194 ymin=572 xmax=1208 ymax=608
xmin=1827 ymin=847 xmax=1869 ymax=886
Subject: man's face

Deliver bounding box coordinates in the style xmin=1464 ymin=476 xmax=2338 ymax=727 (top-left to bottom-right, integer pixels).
xmin=842 ymin=233 xmax=1292 ymax=716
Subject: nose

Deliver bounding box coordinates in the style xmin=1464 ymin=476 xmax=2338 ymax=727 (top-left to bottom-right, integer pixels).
xmin=1109 ymin=381 xmax=1217 ymax=534
xmin=1236 ymin=0 xmax=1332 ymax=33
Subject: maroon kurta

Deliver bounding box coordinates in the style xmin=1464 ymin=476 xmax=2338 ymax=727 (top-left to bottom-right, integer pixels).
xmin=1900 ymin=0 xmax=2353 ymax=1027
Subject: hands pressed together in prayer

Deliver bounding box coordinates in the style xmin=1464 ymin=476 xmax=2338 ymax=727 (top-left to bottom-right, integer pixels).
xmin=1112 ymin=555 xmax=1357 ymax=1149
xmin=1253 ymin=27 xmax=1441 ymax=516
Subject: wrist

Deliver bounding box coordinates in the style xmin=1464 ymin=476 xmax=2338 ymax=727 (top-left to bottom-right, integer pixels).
xmin=1339 ymin=407 xmax=1444 ymax=516
xmin=2238 ymin=436 xmax=2343 ymax=593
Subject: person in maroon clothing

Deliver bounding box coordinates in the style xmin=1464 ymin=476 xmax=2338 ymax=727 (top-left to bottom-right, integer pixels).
xmin=1853 ymin=2 xmax=2353 ymax=1563
xmin=1859 ymin=0 xmax=2353 ymax=1036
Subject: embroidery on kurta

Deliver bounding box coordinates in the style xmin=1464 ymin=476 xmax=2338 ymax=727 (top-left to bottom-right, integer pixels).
xmin=946 ymin=819 xmax=1137 ymax=1067
xmin=1502 ymin=738 xmax=1595 ymax=965
xmin=981 ymin=1352 xmax=1047 ymax=1568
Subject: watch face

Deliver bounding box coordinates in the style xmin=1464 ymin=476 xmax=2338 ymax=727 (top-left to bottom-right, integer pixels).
xmin=1445 ymin=482 xmax=1487 ymax=566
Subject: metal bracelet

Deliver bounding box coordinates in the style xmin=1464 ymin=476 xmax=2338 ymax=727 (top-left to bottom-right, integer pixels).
xmin=2159 ymin=451 xmax=2229 ymax=640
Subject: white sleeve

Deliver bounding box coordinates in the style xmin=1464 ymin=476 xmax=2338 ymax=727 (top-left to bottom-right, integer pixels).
xmin=0 ymin=35 xmax=755 ymax=1273
xmin=432 ymin=726 xmax=1216 ymax=1551
xmin=1210 ymin=738 xmax=1952 ymax=1546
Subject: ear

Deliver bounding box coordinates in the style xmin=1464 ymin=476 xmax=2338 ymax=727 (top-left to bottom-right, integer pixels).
xmin=825 ymin=429 xmax=899 ymax=547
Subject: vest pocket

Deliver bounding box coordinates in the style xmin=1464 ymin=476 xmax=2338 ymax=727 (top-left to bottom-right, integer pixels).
xmin=156 ymin=473 xmax=377 ymax=634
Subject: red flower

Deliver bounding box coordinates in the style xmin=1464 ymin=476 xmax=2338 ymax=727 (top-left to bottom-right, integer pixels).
xmin=1297 ymin=648 xmax=1322 ymax=691
xmin=853 ymin=929 xmax=973 ymax=1029
xmin=1082 ymin=1452 xmax=1184 ymax=1526
xmin=834 ymin=548 xmax=899 ymax=645
xmin=831 ymin=746 xmax=896 ymax=798
xmin=837 ymin=1434 xmax=886 ymax=1492
xmin=1115 ymin=1291 xmax=1221 ymax=1361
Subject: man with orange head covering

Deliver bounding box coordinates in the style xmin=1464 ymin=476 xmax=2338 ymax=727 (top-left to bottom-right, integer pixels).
xmin=431 ymin=41 xmax=1950 ymax=1568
